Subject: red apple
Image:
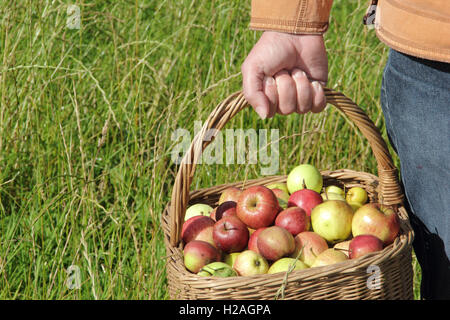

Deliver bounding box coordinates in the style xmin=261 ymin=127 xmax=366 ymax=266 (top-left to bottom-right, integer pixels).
xmin=257 ymin=226 xmax=296 ymax=261
xmin=275 ymin=207 xmax=310 ymax=236
xmin=291 ymin=231 xmax=329 ymax=267
xmin=247 ymin=227 xmax=267 ymax=255
xmin=211 ymin=201 xmax=237 ymax=221
xmin=272 ymin=188 xmax=290 ymax=209
xmin=213 ymin=216 xmax=249 ymax=253
xmin=183 ymin=240 xmax=221 ymax=273
xmin=352 ymin=203 xmax=400 ymax=245
xmin=236 ymin=186 xmax=279 ymax=229
xmin=219 ymin=187 xmax=242 ymax=205
xmin=288 ymin=189 xmax=323 ymax=216
xmin=349 ymin=234 xmax=384 ymax=259
xmin=181 ymin=215 xmax=215 ymax=247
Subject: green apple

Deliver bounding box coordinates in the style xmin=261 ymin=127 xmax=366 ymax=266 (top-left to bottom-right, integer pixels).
xmin=321 ymin=192 xmax=345 ymax=201
xmin=224 ymin=252 xmax=240 ymax=267
xmin=267 ymin=258 xmax=308 ymax=274
xmin=346 ymin=187 xmax=368 ymax=205
xmin=325 ymin=185 xmax=345 ymax=197
xmin=311 ymin=200 xmax=354 ymax=244
xmin=266 ymin=182 xmax=290 ymax=195
xmin=197 ymin=262 xmax=237 ymax=277
xmin=184 ymin=203 xmax=214 ymax=221
xmin=233 ymin=250 xmax=269 ymax=276
xmin=347 ymin=201 xmax=362 ymax=212
xmin=287 ymin=164 xmax=323 ymax=194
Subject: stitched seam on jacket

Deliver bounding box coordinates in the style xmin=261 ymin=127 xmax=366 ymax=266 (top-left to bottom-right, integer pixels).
xmin=378 ymin=26 xmax=450 ymax=54
xmin=295 ymin=0 xmax=308 ymax=31
xmin=387 ymin=0 xmax=450 ymax=23
xmin=377 ymin=28 xmax=450 ymax=63
xmin=251 ymin=17 xmax=327 ymax=28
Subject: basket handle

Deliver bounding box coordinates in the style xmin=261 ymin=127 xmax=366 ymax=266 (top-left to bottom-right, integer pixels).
xmin=168 ymin=88 xmax=404 ymax=246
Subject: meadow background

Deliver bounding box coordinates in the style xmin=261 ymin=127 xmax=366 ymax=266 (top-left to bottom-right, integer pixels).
xmin=0 ymin=0 xmax=421 ymax=299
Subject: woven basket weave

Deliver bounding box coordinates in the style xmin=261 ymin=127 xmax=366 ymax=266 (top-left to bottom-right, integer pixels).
xmin=161 ymin=88 xmax=414 ymax=300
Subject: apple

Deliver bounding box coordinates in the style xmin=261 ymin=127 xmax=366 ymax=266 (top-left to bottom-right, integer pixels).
xmin=219 ymin=187 xmax=242 ymax=205
xmin=333 ymin=240 xmax=352 ymax=257
xmin=181 ymin=215 xmax=216 ymax=246
xmin=224 ymin=252 xmax=241 ymax=267
xmin=286 ymin=164 xmax=323 ymax=194
xmin=236 ymin=185 xmax=280 ymax=229
xmin=349 ymin=235 xmax=384 ymax=259
xmin=352 ymin=203 xmax=400 ymax=245
xmin=267 ymin=258 xmax=308 ymax=274
xmin=310 ymin=248 xmax=348 ymax=268
xmin=247 ymin=227 xmax=267 ymax=255
xmin=291 ymin=231 xmax=329 ymax=266
xmin=321 ymin=192 xmax=345 ymax=201
xmin=233 ymin=250 xmax=269 ymax=276
xmin=346 ymin=187 xmax=368 ymax=205
xmin=197 ymin=262 xmax=237 ymax=277
xmin=184 ymin=203 xmax=214 ymax=221
xmin=288 ymin=189 xmax=323 ymax=216
xmin=183 ymin=240 xmax=221 ymax=273
xmin=310 ymin=200 xmax=354 ymax=244
xmin=213 ymin=216 xmax=249 ymax=253
xmin=275 ymin=207 xmax=310 ymax=236
xmin=347 ymin=201 xmax=362 ymax=212
xmin=266 ymin=182 xmax=290 ymax=195
xmin=272 ymin=188 xmax=290 ymax=209
xmin=211 ymin=201 xmax=237 ymax=221
xmin=257 ymin=226 xmax=296 ymax=261
xmin=325 ymin=185 xmax=345 ymax=197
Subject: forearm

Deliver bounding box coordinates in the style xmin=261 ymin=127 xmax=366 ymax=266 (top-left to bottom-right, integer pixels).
xmin=250 ymin=0 xmax=334 ymax=34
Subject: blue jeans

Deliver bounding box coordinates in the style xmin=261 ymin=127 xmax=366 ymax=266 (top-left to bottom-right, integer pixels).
xmin=381 ymin=49 xmax=450 ymax=299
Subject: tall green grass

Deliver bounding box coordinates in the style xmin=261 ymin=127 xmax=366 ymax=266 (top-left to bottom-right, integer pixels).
xmin=0 ymin=0 xmax=420 ymax=299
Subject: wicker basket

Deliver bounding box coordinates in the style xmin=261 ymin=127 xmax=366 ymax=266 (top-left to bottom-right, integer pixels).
xmin=161 ymin=88 xmax=415 ymax=300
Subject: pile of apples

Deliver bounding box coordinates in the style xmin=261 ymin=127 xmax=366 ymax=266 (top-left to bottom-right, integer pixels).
xmin=182 ymin=164 xmax=400 ymax=277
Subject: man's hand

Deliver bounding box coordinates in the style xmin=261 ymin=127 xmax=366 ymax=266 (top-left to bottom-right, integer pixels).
xmin=242 ymin=31 xmax=328 ymax=119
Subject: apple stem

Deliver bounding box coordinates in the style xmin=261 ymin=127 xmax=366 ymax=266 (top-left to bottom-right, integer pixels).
xmin=302 ymin=179 xmax=307 ymax=190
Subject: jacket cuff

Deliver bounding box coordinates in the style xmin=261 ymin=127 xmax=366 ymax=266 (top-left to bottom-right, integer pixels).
xmin=250 ymin=0 xmax=334 ymax=34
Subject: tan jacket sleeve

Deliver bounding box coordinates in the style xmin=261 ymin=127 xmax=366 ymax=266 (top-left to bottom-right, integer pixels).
xmin=250 ymin=0 xmax=334 ymax=34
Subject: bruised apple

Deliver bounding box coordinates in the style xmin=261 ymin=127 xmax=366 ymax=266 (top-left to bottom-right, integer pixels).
xmin=183 ymin=240 xmax=221 ymax=273
xmin=257 ymin=226 xmax=295 ymax=261
xmin=291 ymin=231 xmax=329 ymax=266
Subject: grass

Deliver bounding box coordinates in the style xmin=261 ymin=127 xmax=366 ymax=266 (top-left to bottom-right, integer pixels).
xmin=0 ymin=0 xmax=420 ymax=299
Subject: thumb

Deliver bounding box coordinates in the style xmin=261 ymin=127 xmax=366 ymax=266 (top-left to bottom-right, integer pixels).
xmin=242 ymin=63 xmax=271 ymax=119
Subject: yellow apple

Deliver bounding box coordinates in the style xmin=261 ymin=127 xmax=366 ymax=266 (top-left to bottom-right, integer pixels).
xmin=346 ymin=187 xmax=368 ymax=205
xmin=267 ymin=258 xmax=308 ymax=274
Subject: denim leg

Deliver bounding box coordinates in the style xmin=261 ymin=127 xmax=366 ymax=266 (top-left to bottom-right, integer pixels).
xmin=381 ymin=49 xmax=450 ymax=299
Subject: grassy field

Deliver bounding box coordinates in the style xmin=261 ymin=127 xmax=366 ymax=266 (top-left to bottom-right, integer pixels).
xmin=0 ymin=0 xmax=420 ymax=299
